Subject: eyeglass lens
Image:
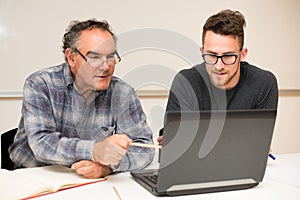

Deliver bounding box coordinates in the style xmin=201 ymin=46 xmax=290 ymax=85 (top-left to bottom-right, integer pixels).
xmin=202 ymin=54 xmax=239 ymax=65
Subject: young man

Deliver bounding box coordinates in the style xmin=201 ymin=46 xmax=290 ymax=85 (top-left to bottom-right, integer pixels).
xmin=9 ymin=19 xmax=154 ymax=178
xmin=158 ymin=9 xmax=278 ymax=145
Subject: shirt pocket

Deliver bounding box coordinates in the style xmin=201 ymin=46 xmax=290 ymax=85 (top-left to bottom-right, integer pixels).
xmin=92 ymin=125 xmax=116 ymax=141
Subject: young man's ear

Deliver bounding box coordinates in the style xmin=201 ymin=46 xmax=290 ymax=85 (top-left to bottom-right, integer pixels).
xmin=200 ymin=47 xmax=204 ymax=54
xmin=65 ymin=48 xmax=76 ymax=67
xmin=240 ymin=47 xmax=248 ymax=61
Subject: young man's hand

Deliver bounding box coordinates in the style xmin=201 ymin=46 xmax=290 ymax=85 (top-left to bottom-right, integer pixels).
xmin=157 ymin=135 xmax=163 ymax=146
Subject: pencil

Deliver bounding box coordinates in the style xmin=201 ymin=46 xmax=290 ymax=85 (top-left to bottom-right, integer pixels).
xmin=113 ymin=186 xmax=122 ymax=200
xmin=129 ymin=142 xmax=162 ymax=149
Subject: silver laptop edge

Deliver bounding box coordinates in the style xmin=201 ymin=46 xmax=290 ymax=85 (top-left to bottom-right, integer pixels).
xmin=167 ymin=178 xmax=256 ymax=192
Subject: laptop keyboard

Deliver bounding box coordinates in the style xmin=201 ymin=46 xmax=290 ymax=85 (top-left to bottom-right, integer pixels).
xmin=144 ymin=174 xmax=158 ymax=184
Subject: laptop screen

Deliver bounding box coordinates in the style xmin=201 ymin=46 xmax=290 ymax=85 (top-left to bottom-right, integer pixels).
xmin=157 ymin=110 xmax=277 ymax=193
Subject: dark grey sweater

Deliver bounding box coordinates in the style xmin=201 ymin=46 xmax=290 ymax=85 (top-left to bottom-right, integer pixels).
xmin=166 ymin=61 xmax=278 ymax=111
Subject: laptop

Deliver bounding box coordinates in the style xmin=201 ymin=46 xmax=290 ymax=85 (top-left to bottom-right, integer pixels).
xmin=130 ymin=109 xmax=277 ymax=196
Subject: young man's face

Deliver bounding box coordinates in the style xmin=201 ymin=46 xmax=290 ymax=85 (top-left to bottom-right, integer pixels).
xmin=202 ymin=30 xmax=247 ymax=90
xmin=69 ymin=28 xmax=117 ymax=94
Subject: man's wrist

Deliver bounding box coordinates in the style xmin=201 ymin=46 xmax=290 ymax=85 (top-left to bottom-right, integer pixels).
xmin=109 ymin=163 xmax=120 ymax=173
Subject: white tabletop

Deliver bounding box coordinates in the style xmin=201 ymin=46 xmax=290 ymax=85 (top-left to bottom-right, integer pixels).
xmin=2 ymin=153 xmax=300 ymax=200
xmin=35 ymin=171 xmax=300 ymax=200
xmin=265 ymin=153 xmax=300 ymax=188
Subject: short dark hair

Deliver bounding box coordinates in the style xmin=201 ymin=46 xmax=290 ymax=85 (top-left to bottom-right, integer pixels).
xmin=202 ymin=9 xmax=246 ymax=49
xmin=62 ymin=19 xmax=116 ymax=61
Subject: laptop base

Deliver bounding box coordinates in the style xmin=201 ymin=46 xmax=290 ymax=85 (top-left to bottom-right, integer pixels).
xmin=164 ymin=183 xmax=259 ymax=196
xmin=130 ymin=170 xmax=259 ymax=196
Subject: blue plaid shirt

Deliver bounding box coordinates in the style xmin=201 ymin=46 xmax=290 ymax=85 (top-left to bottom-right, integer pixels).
xmin=9 ymin=63 xmax=154 ymax=170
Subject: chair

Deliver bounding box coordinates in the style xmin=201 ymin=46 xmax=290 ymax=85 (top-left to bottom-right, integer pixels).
xmin=1 ymin=128 xmax=17 ymax=170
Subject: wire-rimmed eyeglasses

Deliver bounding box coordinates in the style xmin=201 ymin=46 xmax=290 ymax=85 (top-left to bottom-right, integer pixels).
xmin=74 ymin=48 xmax=121 ymax=67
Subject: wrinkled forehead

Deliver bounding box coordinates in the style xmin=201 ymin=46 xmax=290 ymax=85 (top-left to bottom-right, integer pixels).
xmin=79 ymin=28 xmax=116 ymax=54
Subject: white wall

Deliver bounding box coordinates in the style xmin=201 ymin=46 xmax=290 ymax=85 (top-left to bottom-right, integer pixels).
xmin=1 ymin=0 xmax=300 ymax=166
xmin=271 ymin=95 xmax=300 ymax=154
xmin=1 ymin=0 xmax=300 ymax=92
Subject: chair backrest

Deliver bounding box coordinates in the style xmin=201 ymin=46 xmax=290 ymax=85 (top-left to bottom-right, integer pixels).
xmin=1 ymin=128 xmax=17 ymax=170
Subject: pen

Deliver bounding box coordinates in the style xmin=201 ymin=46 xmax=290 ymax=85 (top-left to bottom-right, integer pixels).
xmin=268 ymin=153 xmax=276 ymax=160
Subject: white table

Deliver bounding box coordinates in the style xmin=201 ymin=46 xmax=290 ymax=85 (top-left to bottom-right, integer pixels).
xmin=2 ymin=153 xmax=300 ymax=200
xmin=264 ymin=153 xmax=300 ymax=188
xmin=36 ymin=173 xmax=300 ymax=200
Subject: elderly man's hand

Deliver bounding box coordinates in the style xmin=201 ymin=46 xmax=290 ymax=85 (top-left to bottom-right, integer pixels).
xmin=71 ymin=160 xmax=112 ymax=178
xmin=92 ymin=134 xmax=132 ymax=166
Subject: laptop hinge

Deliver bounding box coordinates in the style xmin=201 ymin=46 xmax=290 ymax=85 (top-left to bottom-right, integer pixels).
xmin=166 ymin=178 xmax=256 ymax=191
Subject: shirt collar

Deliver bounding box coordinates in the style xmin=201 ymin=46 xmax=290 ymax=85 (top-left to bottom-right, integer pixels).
xmin=63 ymin=63 xmax=75 ymax=90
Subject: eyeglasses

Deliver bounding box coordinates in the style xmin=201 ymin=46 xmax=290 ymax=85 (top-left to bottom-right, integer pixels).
xmin=202 ymin=51 xmax=241 ymax=65
xmin=74 ymin=48 xmax=121 ymax=67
